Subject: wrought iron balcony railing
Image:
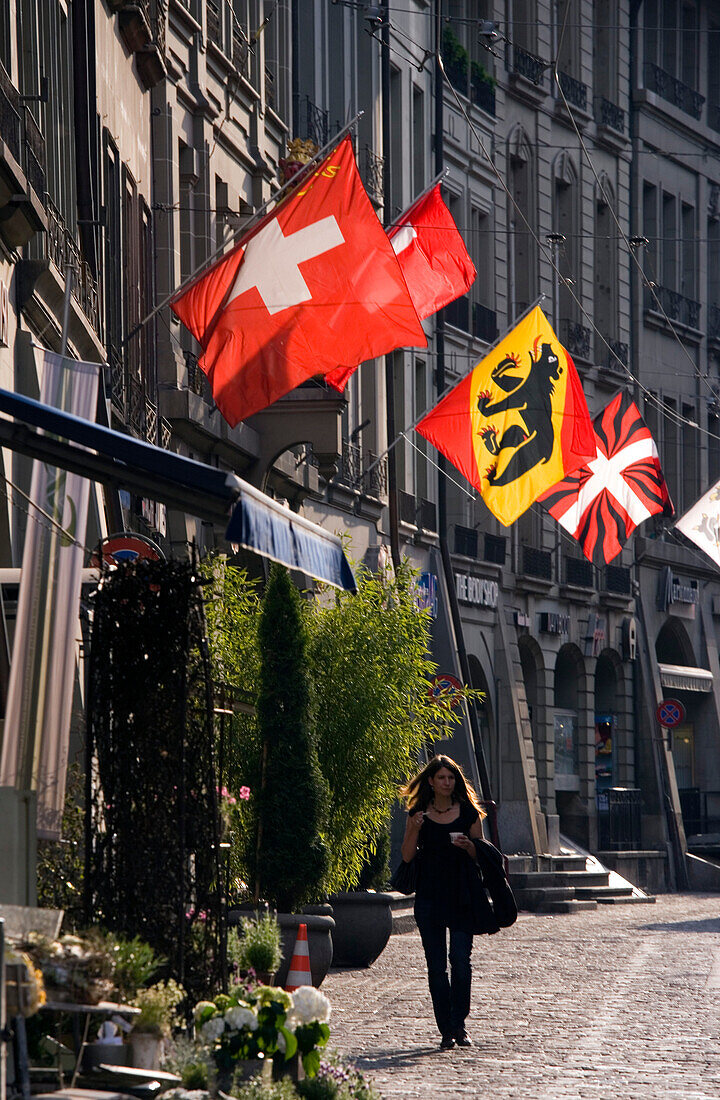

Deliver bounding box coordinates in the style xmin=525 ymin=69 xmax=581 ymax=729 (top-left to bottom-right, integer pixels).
xmin=603 ymin=564 xmax=631 ymax=595
xmin=595 ymin=96 xmax=625 ymax=134
xmin=709 ymin=305 xmax=720 ymax=341
xmin=296 ymin=95 xmax=329 ymax=148
xmin=483 ymin=532 xmax=506 ymax=565
xmin=603 ymin=338 xmax=629 ymax=370
xmin=521 ymin=545 xmax=552 ymax=580
xmin=645 ymin=284 xmax=701 ymax=329
xmin=338 ymin=440 xmax=362 ymax=488
xmin=28 ymin=197 xmax=100 ymax=334
xmin=418 ymin=498 xmax=436 ymax=531
xmin=445 ymin=297 xmax=470 ymax=331
xmin=565 ymin=556 xmax=594 ymax=587
xmin=510 ymin=44 xmax=546 ymax=86
xmin=398 ymin=489 xmax=417 ymax=525
xmin=557 ymin=70 xmax=588 ymax=111
xmin=363 ymin=450 xmax=387 ymax=497
xmin=185 ymin=349 xmax=205 ymax=395
xmin=0 ymin=63 xmax=47 ymax=197
xmin=561 ymin=319 xmax=591 ymax=360
xmin=473 ymin=303 xmax=497 ymax=342
xmin=454 ymin=525 xmax=478 ymax=558
xmin=362 ymin=146 xmax=384 ymax=205
xmin=644 ymin=61 xmax=705 ymax=120
xmin=264 ymin=67 xmax=275 ymax=110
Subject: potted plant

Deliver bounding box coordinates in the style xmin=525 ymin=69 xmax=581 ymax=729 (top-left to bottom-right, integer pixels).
xmin=129 ymin=979 xmax=184 ymax=1069
xmin=228 ymin=913 xmax=282 ymax=985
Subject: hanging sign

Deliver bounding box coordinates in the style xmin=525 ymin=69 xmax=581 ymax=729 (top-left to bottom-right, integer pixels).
xmin=92 ymin=532 xmax=165 ymax=567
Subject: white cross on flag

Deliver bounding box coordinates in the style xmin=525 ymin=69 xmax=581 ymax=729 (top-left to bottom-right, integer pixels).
xmin=539 ymin=390 xmax=674 ymax=565
xmin=171 ymin=137 xmax=426 ymax=425
xmin=675 ymin=479 xmax=720 ymax=570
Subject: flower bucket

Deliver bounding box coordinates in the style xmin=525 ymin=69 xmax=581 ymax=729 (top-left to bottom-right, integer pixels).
xmin=129 ymin=1033 xmax=163 ymax=1071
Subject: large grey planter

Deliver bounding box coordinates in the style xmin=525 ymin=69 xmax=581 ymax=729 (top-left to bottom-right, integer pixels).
xmin=329 ymin=890 xmax=394 ymax=967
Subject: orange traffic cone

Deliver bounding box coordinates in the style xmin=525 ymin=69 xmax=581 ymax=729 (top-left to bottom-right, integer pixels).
xmin=284 ymin=923 xmax=312 ymax=991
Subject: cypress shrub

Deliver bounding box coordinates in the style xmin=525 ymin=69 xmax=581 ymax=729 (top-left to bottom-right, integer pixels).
xmin=254 ymin=565 xmax=328 ymax=911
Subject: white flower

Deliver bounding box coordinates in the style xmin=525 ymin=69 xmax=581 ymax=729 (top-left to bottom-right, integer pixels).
xmin=224 ymin=1006 xmax=258 ymax=1031
xmin=289 ymin=987 xmax=331 ymax=1026
xmin=200 ymin=1017 xmax=226 ymax=1041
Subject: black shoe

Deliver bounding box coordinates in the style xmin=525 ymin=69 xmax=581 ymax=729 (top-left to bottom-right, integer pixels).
xmin=455 ymin=1032 xmax=473 ymax=1047
xmin=440 ymin=1035 xmax=456 ymax=1050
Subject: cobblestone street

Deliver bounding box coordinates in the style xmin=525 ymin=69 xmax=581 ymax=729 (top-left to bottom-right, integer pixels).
xmin=323 ymin=894 xmax=720 ymax=1099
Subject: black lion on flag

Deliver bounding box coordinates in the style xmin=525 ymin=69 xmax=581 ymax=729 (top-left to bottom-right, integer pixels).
xmin=538 ymin=390 xmax=674 ymax=566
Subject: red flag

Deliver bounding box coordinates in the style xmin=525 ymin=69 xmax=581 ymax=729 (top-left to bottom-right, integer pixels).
xmin=325 ymin=183 xmax=475 ymax=392
xmin=170 ymin=137 xmax=426 ymax=425
xmin=539 ymin=390 xmax=673 ymax=565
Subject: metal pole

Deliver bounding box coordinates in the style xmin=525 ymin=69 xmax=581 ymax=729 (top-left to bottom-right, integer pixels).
xmin=1 ymin=917 xmax=6 ymax=1100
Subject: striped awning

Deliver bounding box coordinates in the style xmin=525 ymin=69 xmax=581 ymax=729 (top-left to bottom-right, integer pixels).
xmin=658 ymin=662 xmax=713 ymax=693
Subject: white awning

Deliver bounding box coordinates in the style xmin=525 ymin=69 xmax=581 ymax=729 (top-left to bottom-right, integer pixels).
xmin=658 ymin=662 xmax=713 ymax=693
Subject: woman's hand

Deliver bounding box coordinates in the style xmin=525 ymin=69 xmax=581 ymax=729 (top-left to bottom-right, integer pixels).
xmin=409 ymin=811 xmax=425 ymax=831
xmin=401 ymin=810 xmax=425 ymax=862
xmin=452 ymin=834 xmax=477 ymax=860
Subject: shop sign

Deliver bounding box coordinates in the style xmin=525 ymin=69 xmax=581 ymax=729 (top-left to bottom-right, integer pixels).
xmin=539 ymin=611 xmax=569 ymax=635
xmin=0 ymin=278 xmax=8 ymax=347
xmin=455 ymin=571 xmax=498 ymax=609
xmin=621 ymin=617 xmax=637 ymax=660
xmin=514 ymin=610 xmax=531 ymax=629
xmin=91 ymin=532 xmax=164 ymax=567
xmin=658 ymin=566 xmax=698 ymax=618
xmin=584 ymin=612 xmax=606 ymax=657
xmin=415 ymin=572 xmax=438 ymax=619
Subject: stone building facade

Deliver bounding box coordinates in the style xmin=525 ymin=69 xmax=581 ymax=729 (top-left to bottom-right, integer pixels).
xmin=2 ymin=0 xmax=720 ymax=887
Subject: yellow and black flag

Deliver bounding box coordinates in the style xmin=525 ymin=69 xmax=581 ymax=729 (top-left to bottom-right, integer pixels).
xmin=415 ymin=306 xmax=596 ymax=526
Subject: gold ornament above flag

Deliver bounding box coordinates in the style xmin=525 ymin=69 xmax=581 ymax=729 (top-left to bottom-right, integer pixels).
xmin=415 ymin=306 xmax=596 ymax=525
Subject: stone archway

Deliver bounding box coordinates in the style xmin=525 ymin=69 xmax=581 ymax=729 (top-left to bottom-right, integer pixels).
xmin=554 ymin=642 xmax=590 ymax=846
xmin=518 ymin=635 xmax=549 ymax=807
xmin=594 ymin=648 xmax=626 ymax=791
xmin=467 ymin=653 xmax=495 ymax=794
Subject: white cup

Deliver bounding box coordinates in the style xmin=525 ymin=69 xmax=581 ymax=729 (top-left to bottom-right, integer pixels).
xmin=450 ymin=831 xmax=464 ymax=842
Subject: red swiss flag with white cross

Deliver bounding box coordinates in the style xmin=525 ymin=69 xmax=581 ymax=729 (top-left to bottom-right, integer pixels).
xmin=171 ymin=137 xmax=426 ymax=426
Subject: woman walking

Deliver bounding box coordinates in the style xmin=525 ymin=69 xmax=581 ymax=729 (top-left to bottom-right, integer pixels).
xmin=400 ymin=754 xmax=487 ymax=1050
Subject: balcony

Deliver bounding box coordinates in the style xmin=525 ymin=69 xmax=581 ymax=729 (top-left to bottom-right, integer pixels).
xmin=362 ymin=146 xmax=384 ymax=206
xmin=601 ymin=338 xmax=629 ymax=372
xmin=0 ymin=63 xmax=46 ymax=248
xmin=398 ymin=489 xmax=417 ymax=526
xmin=643 ymin=62 xmax=704 ymax=120
xmin=557 ymin=70 xmax=588 ymax=112
xmin=565 ymin=556 xmax=594 ymax=588
xmin=296 ymin=95 xmax=329 ymax=148
xmin=509 ymin=45 xmax=546 ymax=86
xmin=709 ymin=305 xmax=720 ymax=342
xmin=473 ymin=303 xmax=497 ymax=343
xmin=603 ymin=564 xmax=631 ymax=595
xmin=444 ymin=55 xmax=496 ymax=116
xmin=595 ymin=96 xmax=625 ymax=134
xmin=483 ymin=532 xmax=506 ymax=565
xmin=445 ymin=297 xmax=470 ymax=331
xmin=455 ymin=525 xmax=478 ymax=558
xmin=521 ymin=545 xmax=552 ymax=580
xmin=644 ymin=284 xmax=701 ymax=330
xmin=338 ymin=440 xmax=362 ymax=489
xmin=561 ymin=319 xmax=591 ymax=361
xmin=184 ymin=349 xmax=206 ymax=397
xmin=362 ymin=451 xmax=387 ymax=498
xmin=418 ymin=498 xmax=436 ymax=531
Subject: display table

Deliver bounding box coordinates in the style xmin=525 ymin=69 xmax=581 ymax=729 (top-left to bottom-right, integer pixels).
xmin=38 ymin=1001 xmax=140 ymax=1090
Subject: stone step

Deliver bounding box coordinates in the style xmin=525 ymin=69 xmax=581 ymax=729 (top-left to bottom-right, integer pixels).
xmin=541 ymin=899 xmax=599 ymax=913
xmin=595 ymin=893 xmax=657 ymax=905
xmin=387 ymin=891 xmax=416 ymax=934
xmin=510 ymin=870 xmax=610 ymax=889
xmin=514 ymin=886 xmax=577 ymax=909
xmin=573 ymin=884 xmax=634 ymax=900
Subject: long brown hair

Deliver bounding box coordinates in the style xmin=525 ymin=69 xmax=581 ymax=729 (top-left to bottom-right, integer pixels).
xmin=400 ymin=754 xmax=485 ymax=816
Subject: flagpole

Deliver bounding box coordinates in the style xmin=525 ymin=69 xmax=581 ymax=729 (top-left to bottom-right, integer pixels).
xmin=119 ymin=111 xmax=365 ymax=350
xmin=362 ymin=292 xmax=547 ymax=480
xmin=384 ymin=167 xmax=450 ymax=234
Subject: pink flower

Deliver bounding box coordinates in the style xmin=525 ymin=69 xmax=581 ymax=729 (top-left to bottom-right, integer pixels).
xmin=239 ymin=786 xmax=251 ymax=801
xmin=217 ymin=785 xmax=237 ymax=805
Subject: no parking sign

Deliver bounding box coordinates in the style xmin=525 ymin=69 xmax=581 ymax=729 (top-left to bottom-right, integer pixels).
xmin=656 ymin=699 xmax=686 ymax=728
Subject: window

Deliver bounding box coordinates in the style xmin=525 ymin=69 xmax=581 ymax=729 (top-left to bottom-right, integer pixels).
xmin=553 ymin=152 xmax=579 ymax=326
xmin=512 ymin=0 xmax=537 ymax=53
xmin=412 ymin=86 xmax=424 ymax=198
xmin=594 ymin=178 xmax=618 ymax=354
xmin=709 ymin=20 xmax=720 ymax=130
xmin=708 ymin=213 xmax=720 ymax=333
xmin=643 ymin=182 xmax=658 ymax=282
xmin=593 ymin=0 xmax=617 ymax=102
xmin=708 ymin=405 xmax=720 ymax=485
xmin=661 ymin=190 xmax=676 ymax=290
xmin=680 ymin=202 xmax=695 ymax=299
xmin=508 ymin=128 xmax=537 ymax=320
xmin=682 ymin=403 xmax=698 ymax=510
xmin=554 ymin=0 xmax=580 ymax=80
xmin=645 ymin=392 xmax=659 ymax=444
xmin=644 ymin=0 xmax=699 ymax=88
xmin=0 ymin=0 xmax=10 ymax=72
xmin=389 ymin=65 xmax=403 ymax=220
xmin=103 ymin=133 xmax=122 ymax=355
xmin=663 ymin=397 xmax=678 ymax=503
xmin=415 ymin=359 xmax=428 ymax=502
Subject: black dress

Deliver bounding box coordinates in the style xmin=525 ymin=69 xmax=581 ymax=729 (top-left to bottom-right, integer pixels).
xmin=414 ymin=802 xmax=480 ymax=932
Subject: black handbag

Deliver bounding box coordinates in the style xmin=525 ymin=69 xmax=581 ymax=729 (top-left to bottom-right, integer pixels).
xmin=473 ymin=837 xmax=518 ymax=928
xmin=390 ymin=856 xmax=418 ymax=895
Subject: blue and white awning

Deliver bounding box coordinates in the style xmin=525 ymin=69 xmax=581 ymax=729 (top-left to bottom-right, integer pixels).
xmin=0 ymin=386 xmax=356 ymax=592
